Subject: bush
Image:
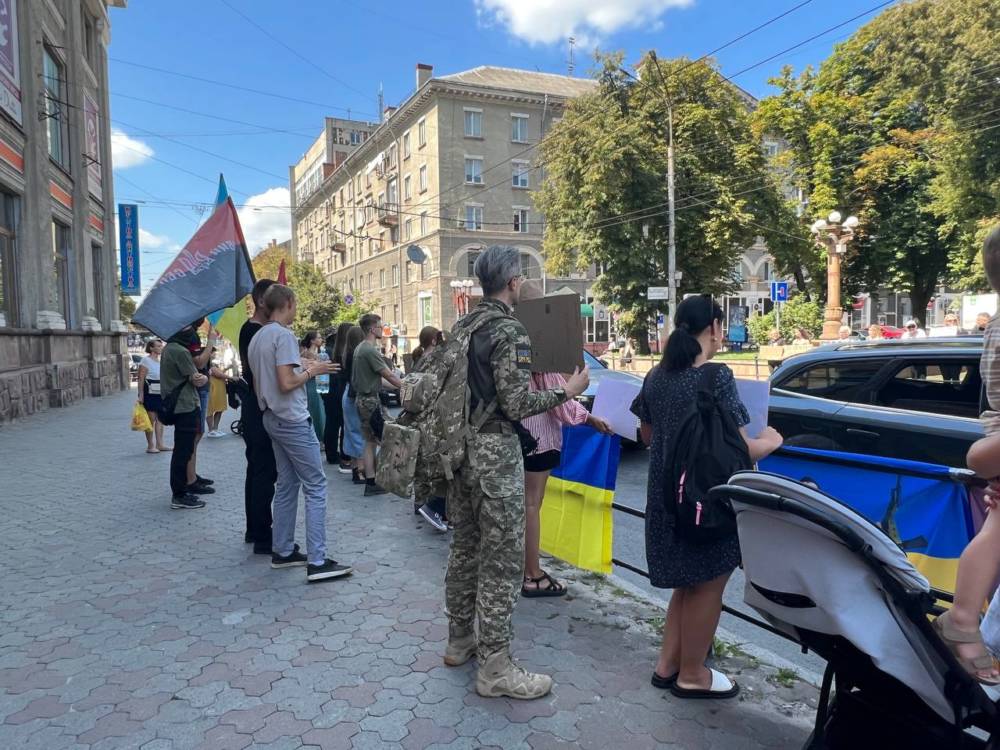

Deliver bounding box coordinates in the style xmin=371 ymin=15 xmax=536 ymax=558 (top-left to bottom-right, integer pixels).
xmin=747 ymin=295 xmax=823 ymax=344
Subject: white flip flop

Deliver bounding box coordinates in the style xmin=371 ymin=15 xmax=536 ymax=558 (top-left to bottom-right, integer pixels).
xmin=670 ymin=668 xmax=740 ymax=700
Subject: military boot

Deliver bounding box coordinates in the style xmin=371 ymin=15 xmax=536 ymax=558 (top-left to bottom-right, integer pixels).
xmin=443 ymin=632 xmax=477 ymax=666
xmin=476 ymin=650 xmax=553 ymax=699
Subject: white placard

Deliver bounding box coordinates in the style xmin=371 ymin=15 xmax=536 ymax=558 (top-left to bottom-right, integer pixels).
xmin=647 ymin=286 xmax=669 ymax=300
xmin=592 ymin=377 xmax=642 ymax=440
xmin=735 ymin=378 xmax=770 ymax=439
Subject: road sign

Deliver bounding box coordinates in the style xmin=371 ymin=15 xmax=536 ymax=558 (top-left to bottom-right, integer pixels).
xmin=656 ymin=314 xmax=665 ymax=326
xmin=647 ymin=286 xmax=669 ymax=300
xmin=770 ymin=281 xmax=789 ymax=303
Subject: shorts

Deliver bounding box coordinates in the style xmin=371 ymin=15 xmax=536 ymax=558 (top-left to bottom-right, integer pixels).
xmin=524 ymin=449 xmax=561 ymax=473
xmin=142 ymin=394 xmax=162 ymax=414
xmin=356 ymin=394 xmax=385 ymax=443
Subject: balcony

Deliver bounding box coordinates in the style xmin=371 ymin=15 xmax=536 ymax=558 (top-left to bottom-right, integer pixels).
xmin=331 ymin=241 xmax=347 ymax=254
xmin=377 ymin=203 xmax=399 ymax=226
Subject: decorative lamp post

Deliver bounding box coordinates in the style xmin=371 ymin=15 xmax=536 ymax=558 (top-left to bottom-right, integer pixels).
xmin=811 ymin=211 xmax=859 ymax=341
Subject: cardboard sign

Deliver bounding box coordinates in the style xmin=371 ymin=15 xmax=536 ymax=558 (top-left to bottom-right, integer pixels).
xmin=515 ymin=293 xmax=585 ymax=373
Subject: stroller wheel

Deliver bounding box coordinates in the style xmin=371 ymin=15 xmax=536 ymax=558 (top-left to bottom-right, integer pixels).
xmin=231 ymin=419 xmax=242 ymax=436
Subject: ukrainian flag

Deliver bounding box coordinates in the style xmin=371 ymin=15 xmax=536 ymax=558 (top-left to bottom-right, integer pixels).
xmin=760 ymin=447 xmax=975 ymax=596
xmin=540 ymin=426 xmax=620 ymax=574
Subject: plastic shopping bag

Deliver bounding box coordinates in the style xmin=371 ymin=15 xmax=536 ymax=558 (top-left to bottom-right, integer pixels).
xmin=131 ymin=402 xmax=152 ymax=432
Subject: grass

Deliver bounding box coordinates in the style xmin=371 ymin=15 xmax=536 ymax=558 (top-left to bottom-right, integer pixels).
xmin=769 ymin=667 xmax=799 ymax=688
xmin=712 ymin=638 xmax=761 ymax=667
xmin=715 ymin=352 xmax=761 ymax=361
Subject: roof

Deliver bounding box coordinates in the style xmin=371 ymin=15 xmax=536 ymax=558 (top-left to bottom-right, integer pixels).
xmin=437 ymin=66 xmax=598 ymax=99
xmin=776 ymin=337 xmax=984 ymax=369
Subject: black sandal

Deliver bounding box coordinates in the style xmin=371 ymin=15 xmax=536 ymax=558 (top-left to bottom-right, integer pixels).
xmin=521 ymin=571 xmax=567 ymax=598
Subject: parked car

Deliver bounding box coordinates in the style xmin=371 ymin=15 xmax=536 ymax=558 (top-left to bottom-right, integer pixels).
xmin=129 ymin=353 xmax=143 ymax=382
xmin=768 ymin=338 xmax=984 ymax=468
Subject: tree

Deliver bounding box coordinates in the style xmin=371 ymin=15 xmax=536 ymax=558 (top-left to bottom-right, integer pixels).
xmin=747 ymin=294 xmax=823 ymax=345
xmin=534 ymin=52 xmax=789 ymax=351
xmin=754 ymin=0 xmax=1000 ymax=325
xmin=118 ymin=287 xmax=136 ymax=321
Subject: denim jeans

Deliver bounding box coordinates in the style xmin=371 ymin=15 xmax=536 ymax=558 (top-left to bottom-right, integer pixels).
xmin=262 ymin=411 xmax=328 ymax=565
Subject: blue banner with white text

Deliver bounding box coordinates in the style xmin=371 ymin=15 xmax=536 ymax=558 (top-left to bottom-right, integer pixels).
xmin=118 ymin=203 xmax=140 ymax=295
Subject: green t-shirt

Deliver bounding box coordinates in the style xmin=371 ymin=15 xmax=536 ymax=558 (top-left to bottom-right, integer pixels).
xmin=160 ymin=342 xmax=199 ymax=414
xmin=351 ymin=340 xmax=388 ymax=397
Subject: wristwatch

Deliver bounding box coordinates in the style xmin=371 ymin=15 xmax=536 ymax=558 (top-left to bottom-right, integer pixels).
xmin=552 ymin=387 xmax=567 ymax=401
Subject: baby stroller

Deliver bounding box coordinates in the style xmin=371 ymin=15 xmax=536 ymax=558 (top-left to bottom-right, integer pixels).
xmin=712 ymin=472 xmax=1000 ymax=749
xmin=226 ymin=378 xmax=249 ymax=437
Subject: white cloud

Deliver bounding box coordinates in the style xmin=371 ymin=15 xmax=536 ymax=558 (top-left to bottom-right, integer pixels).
xmin=238 ymin=187 xmax=291 ymax=255
xmin=138 ymin=228 xmax=169 ymax=248
xmin=476 ymin=0 xmax=692 ymax=45
xmin=110 ymin=129 xmax=154 ymax=169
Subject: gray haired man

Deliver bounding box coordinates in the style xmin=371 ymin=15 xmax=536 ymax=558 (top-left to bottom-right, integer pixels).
xmin=443 ymin=245 xmax=590 ymax=699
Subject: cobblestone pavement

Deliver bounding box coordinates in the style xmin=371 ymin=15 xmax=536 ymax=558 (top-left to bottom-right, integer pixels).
xmin=0 ymin=390 xmax=816 ymax=749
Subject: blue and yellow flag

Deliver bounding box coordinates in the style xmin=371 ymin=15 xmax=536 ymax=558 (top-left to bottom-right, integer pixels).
xmin=760 ymin=447 xmax=975 ymax=596
xmin=540 ymin=426 xmax=620 ymax=574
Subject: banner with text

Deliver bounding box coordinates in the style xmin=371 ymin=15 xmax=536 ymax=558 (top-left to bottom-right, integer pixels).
xmin=118 ymin=203 xmax=140 ymax=295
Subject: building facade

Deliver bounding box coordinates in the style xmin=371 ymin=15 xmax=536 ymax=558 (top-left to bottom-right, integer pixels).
xmin=289 ymin=117 xmax=375 ymax=265
xmin=291 ymin=64 xmax=598 ymax=346
xmin=0 ymin=0 xmax=129 ymax=423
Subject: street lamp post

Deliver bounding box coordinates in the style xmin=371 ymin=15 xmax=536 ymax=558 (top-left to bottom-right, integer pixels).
xmin=811 ymin=210 xmax=859 ymax=341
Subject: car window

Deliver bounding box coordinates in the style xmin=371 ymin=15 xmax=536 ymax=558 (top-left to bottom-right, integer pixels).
xmin=874 ymin=359 xmax=981 ymax=419
xmin=776 ymin=359 xmax=888 ymax=401
xmin=583 ymin=350 xmax=606 ymax=370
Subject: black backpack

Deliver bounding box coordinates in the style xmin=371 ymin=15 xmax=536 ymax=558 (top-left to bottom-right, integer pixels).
xmin=663 ymin=363 xmax=752 ymax=543
xmin=158 ymin=381 xmax=191 ymax=426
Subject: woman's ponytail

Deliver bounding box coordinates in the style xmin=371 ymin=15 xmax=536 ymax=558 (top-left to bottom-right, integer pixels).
xmin=661 ymin=294 xmax=724 ymax=372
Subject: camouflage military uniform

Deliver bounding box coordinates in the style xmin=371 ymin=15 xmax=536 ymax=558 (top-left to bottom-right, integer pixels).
xmin=445 ymin=298 xmax=569 ymax=661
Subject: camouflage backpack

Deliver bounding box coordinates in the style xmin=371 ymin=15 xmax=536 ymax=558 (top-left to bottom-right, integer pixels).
xmin=387 ymin=307 xmax=506 ymax=499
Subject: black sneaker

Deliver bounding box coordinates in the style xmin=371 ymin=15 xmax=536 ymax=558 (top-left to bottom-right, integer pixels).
xmin=271 ymin=545 xmax=307 ymax=568
xmin=171 ymin=494 xmax=206 ymax=510
xmin=418 ymin=504 xmax=449 ymax=532
xmin=364 ymin=483 xmax=388 ymax=497
xmin=195 ymin=475 xmax=214 ymax=486
xmin=187 ymin=483 xmax=216 ymax=495
xmin=307 ymin=559 xmax=353 ymax=582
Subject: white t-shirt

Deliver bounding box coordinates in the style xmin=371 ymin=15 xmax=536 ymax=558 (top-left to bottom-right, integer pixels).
xmin=247 ymin=322 xmax=309 ymax=423
xmin=140 ymin=356 xmax=161 ymax=394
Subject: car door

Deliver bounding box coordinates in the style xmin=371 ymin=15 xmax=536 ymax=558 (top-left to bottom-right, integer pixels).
xmin=770 ymin=357 xmax=893 ymax=451
xmin=832 ymin=356 xmax=984 ymax=467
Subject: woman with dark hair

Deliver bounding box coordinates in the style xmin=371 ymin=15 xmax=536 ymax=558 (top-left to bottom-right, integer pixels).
xmin=341 ymin=325 xmax=367 ymax=484
xmin=300 ymin=331 xmax=326 ymax=443
xmin=631 ymin=295 xmax=783 ymax=700
xmin=322 ymin=322 xmax=354 ymax=469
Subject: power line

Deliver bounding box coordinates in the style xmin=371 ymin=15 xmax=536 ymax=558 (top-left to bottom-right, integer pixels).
xmin=109 ymin=57 xmax=378 ymax=118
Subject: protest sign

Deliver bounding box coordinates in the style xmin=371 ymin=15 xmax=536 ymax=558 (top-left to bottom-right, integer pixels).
xmin=592 ymin=378 xmax=642 ymax=441
xmin=735 ymin=378 xmax=769 ymax=439
xmin=514 ymin=292 xmax=584 ymax=373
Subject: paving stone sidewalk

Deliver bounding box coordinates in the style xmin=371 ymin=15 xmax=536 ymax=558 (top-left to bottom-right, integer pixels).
xmin=0 ymin=390 xmax=816 ymax=749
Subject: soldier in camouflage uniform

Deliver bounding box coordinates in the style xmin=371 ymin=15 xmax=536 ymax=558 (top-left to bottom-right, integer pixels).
xmin=443 ymin=245 xmax=590 ymax=700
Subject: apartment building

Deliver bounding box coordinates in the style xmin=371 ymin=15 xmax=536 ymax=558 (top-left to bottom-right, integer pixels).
xmin=291 ymin=64 xmax=597 ymax=345
xmin=0 ymin=0 xmax=129 ymax=423
xmin=289 ymin=116 xmax=376 ymax=264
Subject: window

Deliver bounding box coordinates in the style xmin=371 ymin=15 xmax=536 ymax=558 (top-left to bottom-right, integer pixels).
xmin=420 ymin=296 xmax=432 ymax=327
xmin=0 ymin=191 xmax=19 ymax=327
xmin=520 ymin=253 xmax=539 ymax=279
xmin=43 ymin=46 xmax=69 ymax=169
xmin=403 ymin=131 xmax=411 ymax=159
xmin=392 ymin=264 xmax=399 ymax=286
xmin=369 ymin=239 xmax=377 ymax=257
xmin=466 ymin=251 xmax=480 ymax=277
xmin=91 ymin=244 xmax=104 ymax=323
xmin=511 ymin=114 xmax=529 ymax=143
xmin=513 ymin=208 xmax=529 ymax=233
xmin=512 ymin=161 xmax=530 ymax=188
xmin=404 ymin=218 xmax=412 ymax=241
xmin=380 ymin=269 xmax=386 ymax=289
xmin=764 ymin=140 xmax=781 ymax=158
xmin=393 ymin=304 xmax=399 ymax=323
xmin=464 ymin=108 xmax=482 ymax=138
xmin=419 ymin=165 xmax=428 ymax=192
xmin=350 ymin=130 xmax=363 ymax=146
xmin=51 ymin=221 xmax=71 ymax=323
xmin=349 ymin=278 xmax=354 ymax=292
xmin=776 ymin=359 xmax=889 ymax=401
xmin=875 ymin=360 xmax=981 ymax=419
xmin=464 ymin=206 xmax=483 ymax=231
xmin=406 ymin=261 xmax=413 ymax=283
xmin=465 ymin=157 xmax=483 ymax=184
xmin=367 ymin=272 xmax=373 ymax=290
xmin=83 ymin=13 xmax=99 ymax=70
xmin=420 ymin=212 xmax=428 ymax=235
xmin=386 ymin=177 xmax=398 ymax=207
xmin=381 ymin=305 xmax=387 ymax=321
xmin=403 ymin=175 xmax=411 ymax=201
xmin=418 ymin=118 xmax=427 ymax=147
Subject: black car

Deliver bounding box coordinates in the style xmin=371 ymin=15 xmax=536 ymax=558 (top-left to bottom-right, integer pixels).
xmin=769 ymin=338 xmax=984 ymax=468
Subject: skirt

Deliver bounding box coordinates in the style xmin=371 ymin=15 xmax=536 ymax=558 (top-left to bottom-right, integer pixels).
xmin=208 ymin=377 xmax=228 ymax=416
xmin=524 ymin=449 xmax=561 ymax=473
xmin=142 ymin=394 xmax=162 ymax=414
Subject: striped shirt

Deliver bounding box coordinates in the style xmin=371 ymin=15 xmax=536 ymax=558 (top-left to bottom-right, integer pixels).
xmin=521 ymin=372 xmax=590 ymax=454
xmin=982 ymin=315 xmax=1000 ymax=435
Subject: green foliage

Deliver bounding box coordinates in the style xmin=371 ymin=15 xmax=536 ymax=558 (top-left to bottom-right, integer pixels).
xmin=754 ymin=0 xmax=1000 ymax=322
xmin=747 ymin=295 xmax=823 ymax=344
xmin=118 ymin=287 xmax=136 ymax=321
xmin=534 ymin=52 xmax=789 ymax=340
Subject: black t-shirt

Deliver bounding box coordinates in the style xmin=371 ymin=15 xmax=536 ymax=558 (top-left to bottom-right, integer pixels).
xmin=239 ymin=320 xmax=263 ymax=391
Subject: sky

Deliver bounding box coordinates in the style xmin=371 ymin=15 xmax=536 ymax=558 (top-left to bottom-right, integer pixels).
xmin=107 ymin=0 xmax=900 ymax=295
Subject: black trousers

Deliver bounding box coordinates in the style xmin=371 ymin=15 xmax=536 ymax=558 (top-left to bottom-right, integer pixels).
xmin=323 ymin=376 xmax=348 ymax=463
xmin=241 ymin=400 xmax=275 ymax=547
xmin=170 ymin=409 xmax=201 ymax=496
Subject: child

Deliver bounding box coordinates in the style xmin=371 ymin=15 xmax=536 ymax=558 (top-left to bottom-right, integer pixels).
xmin=936 ymin=225 xmax=1000 ymax=684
